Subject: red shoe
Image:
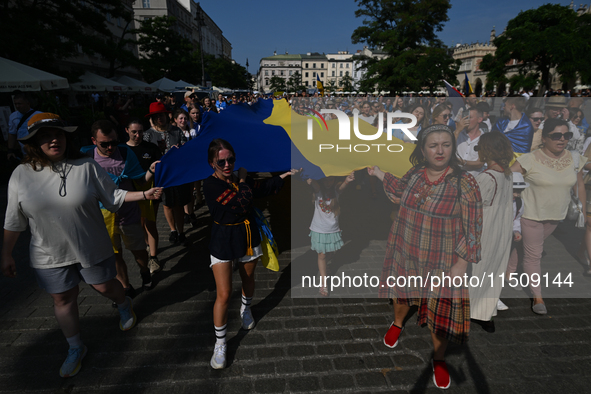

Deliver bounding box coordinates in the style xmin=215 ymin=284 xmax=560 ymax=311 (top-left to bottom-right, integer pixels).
xmin=383 ymin=323 xmax=404 ymax=348
xmin=432 ymin=359 xmax=451 ymax=389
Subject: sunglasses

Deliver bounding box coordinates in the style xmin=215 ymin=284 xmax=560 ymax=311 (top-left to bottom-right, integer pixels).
xmin=474 ymin=145 xmax=480 ymax=151
xmin=216 ymin=157 xmax=236 ymax=167
xmin=530 ymin=117 xmax=544 ymax=122
xmin=547 ymin=132 xmax=573 ymax=141
xmin=441 ymin=114 xmax=450 ymax=120
xmin=99 ymin=140 xmax=118 ymax=148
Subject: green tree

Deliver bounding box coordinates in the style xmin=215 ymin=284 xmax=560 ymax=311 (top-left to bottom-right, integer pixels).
xmin=325 ymin=78 xmax=338 ymax=92
xmin=0 ymin=0 xmax=135 ymax=77
xmin=351 ymin=0 xmax=459 ymax=94
xmin=480 ymin=4 xmax=591 ymax=95
xmin=205 ymin=56 xmax=250 ymax=89
xmin=287 ymin=71 xmax=306 ymax=92
xmin=340 ymin=74 xmax=355 ymax=92
xmin=134 ymin=16 xmax=200 ymax=83
xmin=269 ymin=76 xmax=287 ymax=92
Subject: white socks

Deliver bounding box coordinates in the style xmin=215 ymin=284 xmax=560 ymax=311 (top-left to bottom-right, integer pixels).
xmin=240 ymin=294 xmax=252 ymax=315
xmin=214 ymin=324 xmax=227 ymax=345
xmin=66 ymin=333 xmax=83 ymax=348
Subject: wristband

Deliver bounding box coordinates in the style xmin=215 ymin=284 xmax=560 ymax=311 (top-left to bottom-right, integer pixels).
xmin=142 ymin=191 xmax=147 ymax=200
xmin=148 ymin=168 xmax=155 ymax=175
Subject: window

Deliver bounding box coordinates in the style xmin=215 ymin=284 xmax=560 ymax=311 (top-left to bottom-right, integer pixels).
xmin=340 ymin=71 xmax=343 ymax=76
xmin=142 ymin=0 xmax=150 ymax=8
xmin=271 ymin=70 xmax=275 ymax=75
xmin=305 ymin=72 xmax=309 ymax=77
xmin=345 ymin=71 xmax=349 ymax=76
xmin=280 ymin=71 xmax=284 ymax=76
xmin=346 ymin=64 xmax=349 ymax=68
xmin=265 ymin=79 xmax=269 ymax=86
xmin=332 ymin=63 xmax=336 ymax=68
xmin=321 ymin=64 xmax=324 ymax=68
xmin=321 ymin=72 xmax=324 ymax=77
xmin=289 ymin=71 xmax=293 ymax=76
xmin=340 ymin=64 xmax=343 ymax=68
xmin=265 ymin=70 xmax=268 ymax=76
xmin=313 ymin=72 xmax=316 ymax=77
xmin=332 ymin=71 xmax=335 ymax=77
xmin=459 ymin=60 xmax=473 ymax=72
xmin=305 ymin=63 xmax=309 ymax=68
xmin=313 ymin=63 xmax=316 ymax=68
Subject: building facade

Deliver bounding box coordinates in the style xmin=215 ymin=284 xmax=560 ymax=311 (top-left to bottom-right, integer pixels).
xmin=258 ymin=53 xmax=302 ymax=92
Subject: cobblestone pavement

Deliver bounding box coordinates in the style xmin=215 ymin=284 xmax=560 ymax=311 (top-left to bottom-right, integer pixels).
xmin=1 ymin=176 xmax=591 ymax=394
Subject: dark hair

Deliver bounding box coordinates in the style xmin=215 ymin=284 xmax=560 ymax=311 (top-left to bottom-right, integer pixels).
xmin=526 ymin=107 xmax=544 ymax=117
xmin=476 ymin=102 xmax=490 ymax=113
xmin=409 ymin=125 xmax=462 ymax=175
xmin=476 ymin=131 xmax=514 ymax=176
xmin=317 ymin=177 xmax=341 ymax=216
xmin=22 ymin=128 xmax=85 ymax=170
xmin=208 ymin=138 xmax=235 ymax=165
xmin=13 ymin=92 xmax=29 ymax=102
xmin=91 ymin=119 xmax=116 ymax=139
xmin=405 ymin=103 xmax=429 ymax=130
xmin=126 ymin=118 xmax=143 ymax=129
xmin=568 ymin=107 xmax=582 ymax=122
xmin=173 ymin=108 xmax=189 ymax=120
xmin=542 ymin=118 xmax=569 ymax=138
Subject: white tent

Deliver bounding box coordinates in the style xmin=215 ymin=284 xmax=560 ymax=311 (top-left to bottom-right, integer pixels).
xmin=150 ymin=77 xmax=178 ymax=92
xmin=111 ymin=75 xmax=154 ymax=93
xmin=176 ymin=79 xmax=196 ymax=89
xmin=0 ymin=57 xmax=69 ymax=92
xmin=70 ymin=71 xmax=127 ymax=92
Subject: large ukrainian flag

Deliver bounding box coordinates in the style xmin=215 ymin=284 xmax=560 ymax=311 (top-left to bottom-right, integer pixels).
xmin=155 ymin=99 xmax=414 ymax=188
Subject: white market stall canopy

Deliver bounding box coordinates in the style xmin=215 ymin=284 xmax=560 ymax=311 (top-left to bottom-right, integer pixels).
xmin=70 ymin=72 xmax=127 ymax=92
xmin=111 ymin=75 xmax=153 ymax=93
xmin=150 ymin=77 xmax=179 ymax=92
xmin=0 ymin=57 xmax=69 ymax=92
xmin=176 ymin=79 xmax=196 ymax=89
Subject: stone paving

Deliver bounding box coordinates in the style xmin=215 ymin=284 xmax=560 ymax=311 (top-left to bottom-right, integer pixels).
xmin=1 ymin=176 xmax=591 ymax=394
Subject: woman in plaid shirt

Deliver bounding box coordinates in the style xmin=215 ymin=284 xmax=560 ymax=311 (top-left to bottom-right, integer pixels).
xmin=368 ymin=124 xmax=483 ymax=389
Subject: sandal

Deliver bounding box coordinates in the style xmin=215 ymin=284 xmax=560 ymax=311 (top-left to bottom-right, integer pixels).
xmin=318 ymin=287 xmax=329 ymax=297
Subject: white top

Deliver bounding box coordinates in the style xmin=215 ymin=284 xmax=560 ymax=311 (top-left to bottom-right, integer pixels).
xmin=4 ymin=157 xmax=127 ymax=269
xmin=470 ymin=170 xmax=513 ymax=320
xmin=309 ymin=191 xmax=340 ymax=234
xmin=456 ymin=130 xmax=485 ymax=177
xmin=504 ymin=119 xmax=520 ymax=133
xmin=513 ymin=198 xmax=524 ymax=233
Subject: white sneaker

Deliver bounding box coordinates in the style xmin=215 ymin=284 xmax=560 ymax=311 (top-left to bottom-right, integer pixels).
xmin=497 ymin=300 xmax=508 ymax=311
xmin=241 ymin=307 xmax=256 ymax=330
xmin=210 ymin=343 xmax=227 ymax=369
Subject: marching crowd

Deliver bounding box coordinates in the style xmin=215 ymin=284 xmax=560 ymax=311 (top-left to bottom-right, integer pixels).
xmin=2 ymin=91 xmax=590 ymax=389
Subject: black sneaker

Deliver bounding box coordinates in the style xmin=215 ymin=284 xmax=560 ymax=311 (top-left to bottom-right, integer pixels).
xmin=178 ymin=233 xmax=190 ymax=247
xmin=169 ymin=231 xmax=178 ymax=244
xmin=190 ymin=213 xmax=198 ymax=228
xmin=141 ymin=271 xmax=153 ymax=290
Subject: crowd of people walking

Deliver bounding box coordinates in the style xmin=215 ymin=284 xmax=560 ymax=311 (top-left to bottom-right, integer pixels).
xmin=2 ymin=91 xmax=590 ymax=389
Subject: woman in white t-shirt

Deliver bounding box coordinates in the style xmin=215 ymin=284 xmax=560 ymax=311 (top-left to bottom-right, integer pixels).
xmin=1 ymin=113 xmax=162 ymax=378
xmin=307 ymin=173 xmax=354 ymax=296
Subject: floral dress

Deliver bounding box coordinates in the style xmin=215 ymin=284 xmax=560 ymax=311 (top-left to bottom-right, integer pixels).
xmin=379 ymin=168 xmax=483 ymax=344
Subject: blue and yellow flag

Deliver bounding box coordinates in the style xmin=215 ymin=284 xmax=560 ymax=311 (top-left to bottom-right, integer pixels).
xmin=316 ymin=75 xmax=324 ymax=97
xmin=154 ymin=99 xmax=415 ymax=188
xmin=464 ymin=72 xmax=474 ymax=95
